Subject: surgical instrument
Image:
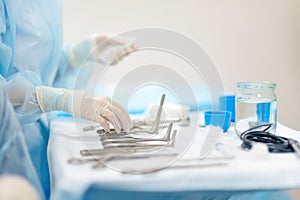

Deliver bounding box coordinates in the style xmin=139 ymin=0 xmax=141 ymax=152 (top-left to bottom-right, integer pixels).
xmin=102 ymin=130 xmax=177 ymax=148
xmin=80 ymin=131 xmax=177 ymax=156
xmin=129 ymin=94 xmax=166 ymax=134
xmin=91 ymin=152 xmax=178 ymax=169
xmin=99 ymin=122 xmax=173 ymax=144
xmin=81 ymin=147 xmax=136 ymax=156
xmin=68 ymin=152 xmax=178 ymax=165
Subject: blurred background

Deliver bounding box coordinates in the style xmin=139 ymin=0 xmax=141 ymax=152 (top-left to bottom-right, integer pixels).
xmin=63 ymin=0 xmax=300 ymax=130
xmin=63 ymin=0 xmax=300 ymax=197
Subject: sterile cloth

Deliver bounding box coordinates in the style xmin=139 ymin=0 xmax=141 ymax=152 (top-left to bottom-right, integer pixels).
xmin=48 ymin=113 xmax=300 ymax=200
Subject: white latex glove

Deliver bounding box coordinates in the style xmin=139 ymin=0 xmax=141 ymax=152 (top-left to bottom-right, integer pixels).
xmin=36 ymin=86 xmax=131 ymax=133
xmin=68 ymin=34 xmax=136 ymax=67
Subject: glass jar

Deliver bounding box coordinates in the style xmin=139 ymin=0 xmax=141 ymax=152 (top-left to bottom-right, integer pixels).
xmin=235 ymin=82 xmax=277 ymax=136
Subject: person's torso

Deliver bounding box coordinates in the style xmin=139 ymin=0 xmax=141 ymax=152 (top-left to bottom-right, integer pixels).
xmin=5 ymin=0 xmax=63 ymax=86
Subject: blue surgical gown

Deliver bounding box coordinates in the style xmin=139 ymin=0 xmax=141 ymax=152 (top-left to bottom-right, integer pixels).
xmin=0 ymin=0 xmax=77 ymax=198
xmin=0 ymin=85 xmax=44 ymax=200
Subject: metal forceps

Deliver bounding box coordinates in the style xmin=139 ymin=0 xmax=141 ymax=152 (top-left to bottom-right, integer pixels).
xmin=80 ymin=130 xmax=177 ymax=156
xmin=101 ymin=129 xmax=177 ymax=148
xmin=98 ymin=94 xmax=178 ymax=147
xmin=100 ymin=122 xmax=174 ymax=145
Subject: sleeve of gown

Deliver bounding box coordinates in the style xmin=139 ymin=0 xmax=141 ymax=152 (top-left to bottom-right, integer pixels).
xmin=0 ymin=71 xmax=43 ymax=124
xmin=53 ymin=44 xmax=99 ymax=91
xmin=52 ymin=44 xmax=81 ymax=89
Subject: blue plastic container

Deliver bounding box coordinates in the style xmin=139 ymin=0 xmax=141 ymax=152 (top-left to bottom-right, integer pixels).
xmin=204 ymin=111 xmax=231 ymax=132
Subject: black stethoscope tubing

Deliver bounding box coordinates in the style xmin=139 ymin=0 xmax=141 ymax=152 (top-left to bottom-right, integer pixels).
xmin=240 ymin=123 xmax=297 ymax=153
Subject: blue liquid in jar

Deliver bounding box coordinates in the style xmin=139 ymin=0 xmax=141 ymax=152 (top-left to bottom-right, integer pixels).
xmin=235 ymin=99 xmax=277 ymax=136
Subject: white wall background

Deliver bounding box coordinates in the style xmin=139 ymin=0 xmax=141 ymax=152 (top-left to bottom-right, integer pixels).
xmin=63 ymin=0 xmax=300 ymax=130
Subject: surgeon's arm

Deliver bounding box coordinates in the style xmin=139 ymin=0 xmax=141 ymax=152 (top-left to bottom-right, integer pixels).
xmin=0 ymin=72 xmax=43 ymax=124
xmin=54 ymin=34 xmax=136 ymax=89
xmin=36 ymin=86 xmax=131 ymax=133
xmin=1 ymin=71 xmax=131 ymax=132
xmin=67 ymin=34 xmax=136 ymax=68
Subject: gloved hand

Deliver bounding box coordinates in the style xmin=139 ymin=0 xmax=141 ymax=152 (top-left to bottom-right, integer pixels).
xmin=68 ymin=34 xmax=136 ymax=68
xmin=36 ymin=86 xmax=131 ymax=133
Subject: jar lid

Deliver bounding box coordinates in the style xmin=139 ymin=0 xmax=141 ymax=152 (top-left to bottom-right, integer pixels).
xmin=237 ymin=82 xmax=276 ymax=89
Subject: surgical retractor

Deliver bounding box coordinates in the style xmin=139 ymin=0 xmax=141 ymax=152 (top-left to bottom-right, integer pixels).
xmin=100 ymin=122 xmax=174 ymax=145
xmin=101 ymin=129 xmax=177 ymax=148
xmin=80 ymin=130 xmax=177 ymax=156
